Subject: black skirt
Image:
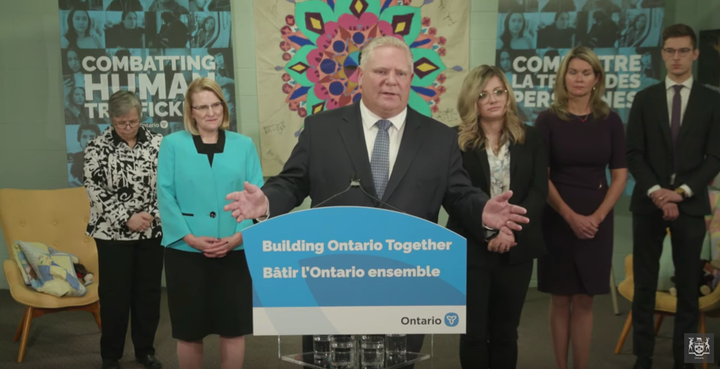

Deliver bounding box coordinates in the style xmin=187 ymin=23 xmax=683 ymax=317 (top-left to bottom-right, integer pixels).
xmin=164 ymin=248 xmax=253 ymax=341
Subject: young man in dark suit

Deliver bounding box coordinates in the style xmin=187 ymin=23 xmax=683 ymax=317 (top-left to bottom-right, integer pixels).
xmin=224 ymin=36 xmax=531 ymax=365
xmin=626 ymin=24 xmax=720 ymax=369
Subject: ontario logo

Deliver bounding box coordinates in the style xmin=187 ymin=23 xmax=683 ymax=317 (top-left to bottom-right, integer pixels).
xmin=689 ymin=337 xmax=710 ymax=357
xmin=399 ymin=313 xmax=460 ymax=327
xmin=684 ymin=334 xmax=714 ymax=363
xmin=444 ymin=313 xmax=459 ymax=327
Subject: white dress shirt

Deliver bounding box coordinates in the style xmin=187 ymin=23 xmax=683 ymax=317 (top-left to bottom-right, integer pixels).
xmin=360 ymin=100 xmax=407 ymax=179
xmin=647 ymin=75 xmax=694 ymax=197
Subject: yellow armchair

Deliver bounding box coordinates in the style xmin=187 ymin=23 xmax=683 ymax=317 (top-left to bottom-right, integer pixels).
xmin=614 ymin=253 xmax=720 ymax=369
xmin=0 ymin=187 xmax=101 ymax=363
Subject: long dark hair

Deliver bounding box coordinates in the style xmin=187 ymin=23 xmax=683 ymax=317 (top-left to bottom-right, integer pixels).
xmin=62 ymin=47 xmax=82 ymax=75
xmin=500 ymin=12 xmax=526 ymax=48
xmin=64 ymin=9 xmax=93 ymax=48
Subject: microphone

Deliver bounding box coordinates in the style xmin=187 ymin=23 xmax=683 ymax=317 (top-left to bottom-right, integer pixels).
xmin=351 ymin=176 xmax=404 ymax=213
xmin=311 ymin=173 xmax=404 ymax=213
xmin=311 ymin=175 xmax=356 ymax=209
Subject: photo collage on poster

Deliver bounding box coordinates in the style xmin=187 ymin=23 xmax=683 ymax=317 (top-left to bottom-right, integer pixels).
xmin=59 ymin=0 xmax=233 ymax=187
xmin=497 ymin=0 xmax=665 ymax=196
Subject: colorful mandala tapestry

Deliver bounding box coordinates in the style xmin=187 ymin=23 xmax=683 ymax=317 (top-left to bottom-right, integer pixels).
xmin=255 ymin=0 xmax=469 ymax=175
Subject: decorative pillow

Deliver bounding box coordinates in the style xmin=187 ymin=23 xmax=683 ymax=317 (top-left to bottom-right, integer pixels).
xmin=16 ymin=241 xmax=87 ymax=297
xmin=10 ymin=242 xmax=35 ymax=285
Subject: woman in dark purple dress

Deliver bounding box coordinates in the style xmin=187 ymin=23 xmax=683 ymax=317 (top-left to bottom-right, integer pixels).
xmin=535 ymin=46 xmax=627 ymax=369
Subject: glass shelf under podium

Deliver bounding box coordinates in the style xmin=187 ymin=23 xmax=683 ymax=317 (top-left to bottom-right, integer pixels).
xmin=280 ymin=352 xmax=430 ymax=369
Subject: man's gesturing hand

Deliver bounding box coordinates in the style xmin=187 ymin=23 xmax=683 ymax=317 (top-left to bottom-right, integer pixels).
xmin=224 ymin=182 xmax=268 ymax=222
xmin=481 ymin=191 xmax=529 ymax=231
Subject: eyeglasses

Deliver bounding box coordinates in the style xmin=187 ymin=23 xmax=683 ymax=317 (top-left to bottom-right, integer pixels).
xmin=479 ymin=89 xmax=508 ymax=101
xmin=114 ymin=119 xmax=140 ymax=128
xmin=662 ymin=47 xmax=692 ymax=57
xmin=192 ymin=101 xmax=224 ymax=115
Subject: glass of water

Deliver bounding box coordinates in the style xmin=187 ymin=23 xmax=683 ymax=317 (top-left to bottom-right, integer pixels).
xmin=313 ymin=335 xmax=331 ymax=365
xmin=360 ymin=335 xmax=385 ymax=366
xmin=385 ymin=334 xmax=407 ymax=356
xmin=330 ymin=335 xmax=357 ymax=367
xmin=386 ymin=353 xmax=408 ymax=367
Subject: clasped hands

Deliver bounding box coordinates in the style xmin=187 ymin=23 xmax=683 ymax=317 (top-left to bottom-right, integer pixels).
xmin=488 ymin=226 xmax=517 ymax=253
xmin=650 ymin=188 xmax=683 ymax=221
xmin=183 ymin=233 xmax=243 ymax=258
xmin=562 ymin=211 xmax=603 ymax=240
xmin=127 ymin=212 xmax=154 ymax=232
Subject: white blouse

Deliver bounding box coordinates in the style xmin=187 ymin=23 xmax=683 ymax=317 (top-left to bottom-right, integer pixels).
xmin=486 ymin=141 xmax=511 ymax=198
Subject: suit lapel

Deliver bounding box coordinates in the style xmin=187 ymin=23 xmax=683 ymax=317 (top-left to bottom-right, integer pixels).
xmin=509 ymin=142 xmax=519 ymax=191
xmin=383 ymin=108 xmax=423 ymax=201
xmin=677 ymin=84 xmax=701 ymax=145
xmin=657 ymin=82 xmax=672 ymax=149
xmin=338 ymin=103 xmax=376 ymax=195
xmin=473 ymin=146 xmax=491 ymax=192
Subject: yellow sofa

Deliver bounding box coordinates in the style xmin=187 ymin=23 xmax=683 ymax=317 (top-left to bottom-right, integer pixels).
xmin=0 ymin=187 xmax=101 ymax=363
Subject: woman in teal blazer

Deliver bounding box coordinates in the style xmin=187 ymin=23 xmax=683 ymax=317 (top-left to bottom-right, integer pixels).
xmin=157 ymin=78 xmax=262 ymax=369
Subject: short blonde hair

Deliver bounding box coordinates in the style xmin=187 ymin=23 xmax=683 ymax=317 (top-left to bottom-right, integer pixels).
xmin=457 ymin=65 xmax=525 ymax=151
xmin=183 ymin=77 xmax=230 ymax=135
xmin=550 ymin=46 xmax=609 ymax=121
xmin=359 ymin=36 xmax=414 ymax=72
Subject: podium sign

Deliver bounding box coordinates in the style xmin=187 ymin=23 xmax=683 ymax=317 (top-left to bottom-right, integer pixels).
xmin=243 ymin=206 xmax=467 ymax=336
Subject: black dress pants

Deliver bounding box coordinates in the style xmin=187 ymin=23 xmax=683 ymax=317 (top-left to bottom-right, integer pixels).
xmin=96 ymin=238 xmax=164 ymax=361
xmin=459 ymin=254 xmax=534 ymax=369
xmin=631 ymin=212 xmax=705 ymax=363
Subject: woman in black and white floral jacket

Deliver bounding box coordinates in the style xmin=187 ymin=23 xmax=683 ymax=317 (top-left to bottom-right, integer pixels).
xmin=83 ymin=90 xmax=164 ymax=369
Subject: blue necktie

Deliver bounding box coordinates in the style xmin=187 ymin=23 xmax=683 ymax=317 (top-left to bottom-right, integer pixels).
xmin=371 ymin=119 xmax=391 ymax=198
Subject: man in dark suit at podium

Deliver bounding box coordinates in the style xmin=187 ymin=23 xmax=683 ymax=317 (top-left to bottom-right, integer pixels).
xmin=224 ymin=36 xmax=530 ymax=362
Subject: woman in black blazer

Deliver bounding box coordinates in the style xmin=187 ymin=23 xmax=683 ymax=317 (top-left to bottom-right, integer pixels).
xmin=446 ymin=65 xmax=548 ymax=369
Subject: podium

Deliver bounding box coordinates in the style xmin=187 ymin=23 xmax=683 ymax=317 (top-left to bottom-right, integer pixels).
xmin=242 ymin=207 xmax=467 ymax=368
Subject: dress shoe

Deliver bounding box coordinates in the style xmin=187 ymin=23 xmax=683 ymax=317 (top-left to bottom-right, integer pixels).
xmin=136 ymin=354 xmax=162 ymax=369
xmin=101 ymin=359 xmax=120 ymax=369
xmin=633 ymin=356 xmax=652 ymax=369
